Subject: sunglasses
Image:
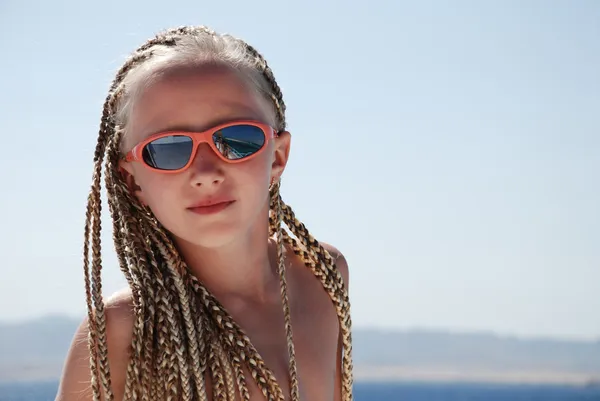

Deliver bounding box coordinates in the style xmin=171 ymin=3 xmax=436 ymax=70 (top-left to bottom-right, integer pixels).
xmin=125 ymin=120 xmax=277 ymax=173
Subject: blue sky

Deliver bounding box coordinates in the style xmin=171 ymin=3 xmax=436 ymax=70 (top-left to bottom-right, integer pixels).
xmin=0 ymin=0 xmax=598 ymax=340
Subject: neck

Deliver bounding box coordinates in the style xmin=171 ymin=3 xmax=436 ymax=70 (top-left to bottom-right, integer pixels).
xmin=176 ymin=211 xmax=280 ymax=304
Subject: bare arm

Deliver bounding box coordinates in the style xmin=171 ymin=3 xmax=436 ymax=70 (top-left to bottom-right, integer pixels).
xmin=55 ymin=289 xmax=134 ymax=401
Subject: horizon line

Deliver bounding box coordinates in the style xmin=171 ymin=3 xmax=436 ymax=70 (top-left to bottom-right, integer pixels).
xmin=0 ymin=313 xmax=598 ymax=343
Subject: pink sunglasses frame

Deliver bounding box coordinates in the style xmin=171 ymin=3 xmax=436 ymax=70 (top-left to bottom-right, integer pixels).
xmin=124 ymin=120 xmax=277 ymax=173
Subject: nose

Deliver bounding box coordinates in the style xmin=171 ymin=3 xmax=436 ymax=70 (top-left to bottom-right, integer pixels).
xmin=188 ymin=143 xmax=225 ymax=187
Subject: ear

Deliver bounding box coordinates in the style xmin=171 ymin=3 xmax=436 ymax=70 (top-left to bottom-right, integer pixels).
xmin=271 ymin=131 xmax=291 ymax=182
xmin=118 ymin=160 xmax=148 ymax=206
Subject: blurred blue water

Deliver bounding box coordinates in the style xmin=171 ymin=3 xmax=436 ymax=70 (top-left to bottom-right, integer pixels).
xmin=1 ymin=381 xmax=599 ymax=401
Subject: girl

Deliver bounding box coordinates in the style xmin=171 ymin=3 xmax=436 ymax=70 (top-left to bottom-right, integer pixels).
xmin=56 ymin=26 xmax=353 ymax=401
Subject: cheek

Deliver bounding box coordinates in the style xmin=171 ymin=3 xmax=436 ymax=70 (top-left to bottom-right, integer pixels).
xmin=233 ymin=152 xmax=272 ymax=190
xmin=138 ymin=174 xmax=187 ymax=233
xmin=227 ymin=155 xmax=273 ymax=220
xmin=136 ymin=170 xmax=182 ymax=206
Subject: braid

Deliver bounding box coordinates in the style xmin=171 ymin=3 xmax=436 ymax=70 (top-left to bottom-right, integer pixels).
xmin=82 ymin=202 xmax=101 ymax=401
xmin=278 ymin=203 xmax=355 ymax=397
xmin=240 ymin=42 xmax=287 ymax=130
xmin=84 ymin=90 xmax=120 ymax=401
xmin=82 ymin=25 xmax=353 ymax=401
xmin=270 ymin=180 xmax=299 ymax=399
xmin=207 ymin=336 xmax=226 ymax=400
xmin=231 ymin=353 xmax=250 ymax=401
xmin=217 ymin=343 xmax=237 ymax=401
xmin=269 ymin=187 xmax=354 ymax=400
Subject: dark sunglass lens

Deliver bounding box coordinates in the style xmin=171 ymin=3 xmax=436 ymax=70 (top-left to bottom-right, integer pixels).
xmin=142 ymin=135 xmax=193 ymax=170
xmin=212 ymin=125 xmax=266 ymax=160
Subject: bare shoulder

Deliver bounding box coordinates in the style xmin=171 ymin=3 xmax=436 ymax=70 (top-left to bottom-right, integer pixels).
xmin=55 ymin=287 xmax=134 ymax=401
xmin=321 ymin=242 xmax=349 ymax=289
xmin=104 ymin=287 xmax=136 ymax=331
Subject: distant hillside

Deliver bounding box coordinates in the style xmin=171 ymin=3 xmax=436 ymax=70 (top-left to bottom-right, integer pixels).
xmin=353 ymin=329 xmax=600 ymax=372
xmin=352 ymin=329 xmax=600 ymax=384
xmin=1 ymin=317 xmax=599 ymax=384
xmin=0 ymin=316 xmax=78 ymax=364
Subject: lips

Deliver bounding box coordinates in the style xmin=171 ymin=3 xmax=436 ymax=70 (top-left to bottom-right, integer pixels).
xmin=187 ymin=198 xmax=235 ymax=215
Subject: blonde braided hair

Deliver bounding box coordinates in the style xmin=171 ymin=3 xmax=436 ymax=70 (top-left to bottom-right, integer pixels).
xmin=83 ymin=26 xmax=353 ymax=401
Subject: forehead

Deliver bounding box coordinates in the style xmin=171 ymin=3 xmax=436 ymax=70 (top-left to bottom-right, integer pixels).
xmin=125 ymin=66 xmax=273 ymax=148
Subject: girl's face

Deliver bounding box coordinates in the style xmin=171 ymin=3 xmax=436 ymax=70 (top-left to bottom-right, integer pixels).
xmin=120 ymin=66 xmax=291 ymax=248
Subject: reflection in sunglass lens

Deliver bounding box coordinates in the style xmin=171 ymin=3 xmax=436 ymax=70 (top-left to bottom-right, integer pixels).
xmin=142 ymin=135 xmax=193 ymax=170
xmin=213 ymin=125 xmax=265 ymax=160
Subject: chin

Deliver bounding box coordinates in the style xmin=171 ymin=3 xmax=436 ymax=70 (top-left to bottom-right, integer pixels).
xmin=177 ymin=222 xmax=243 ymax=249
xmin=158 ymin=203 xmax=267 ymax=249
